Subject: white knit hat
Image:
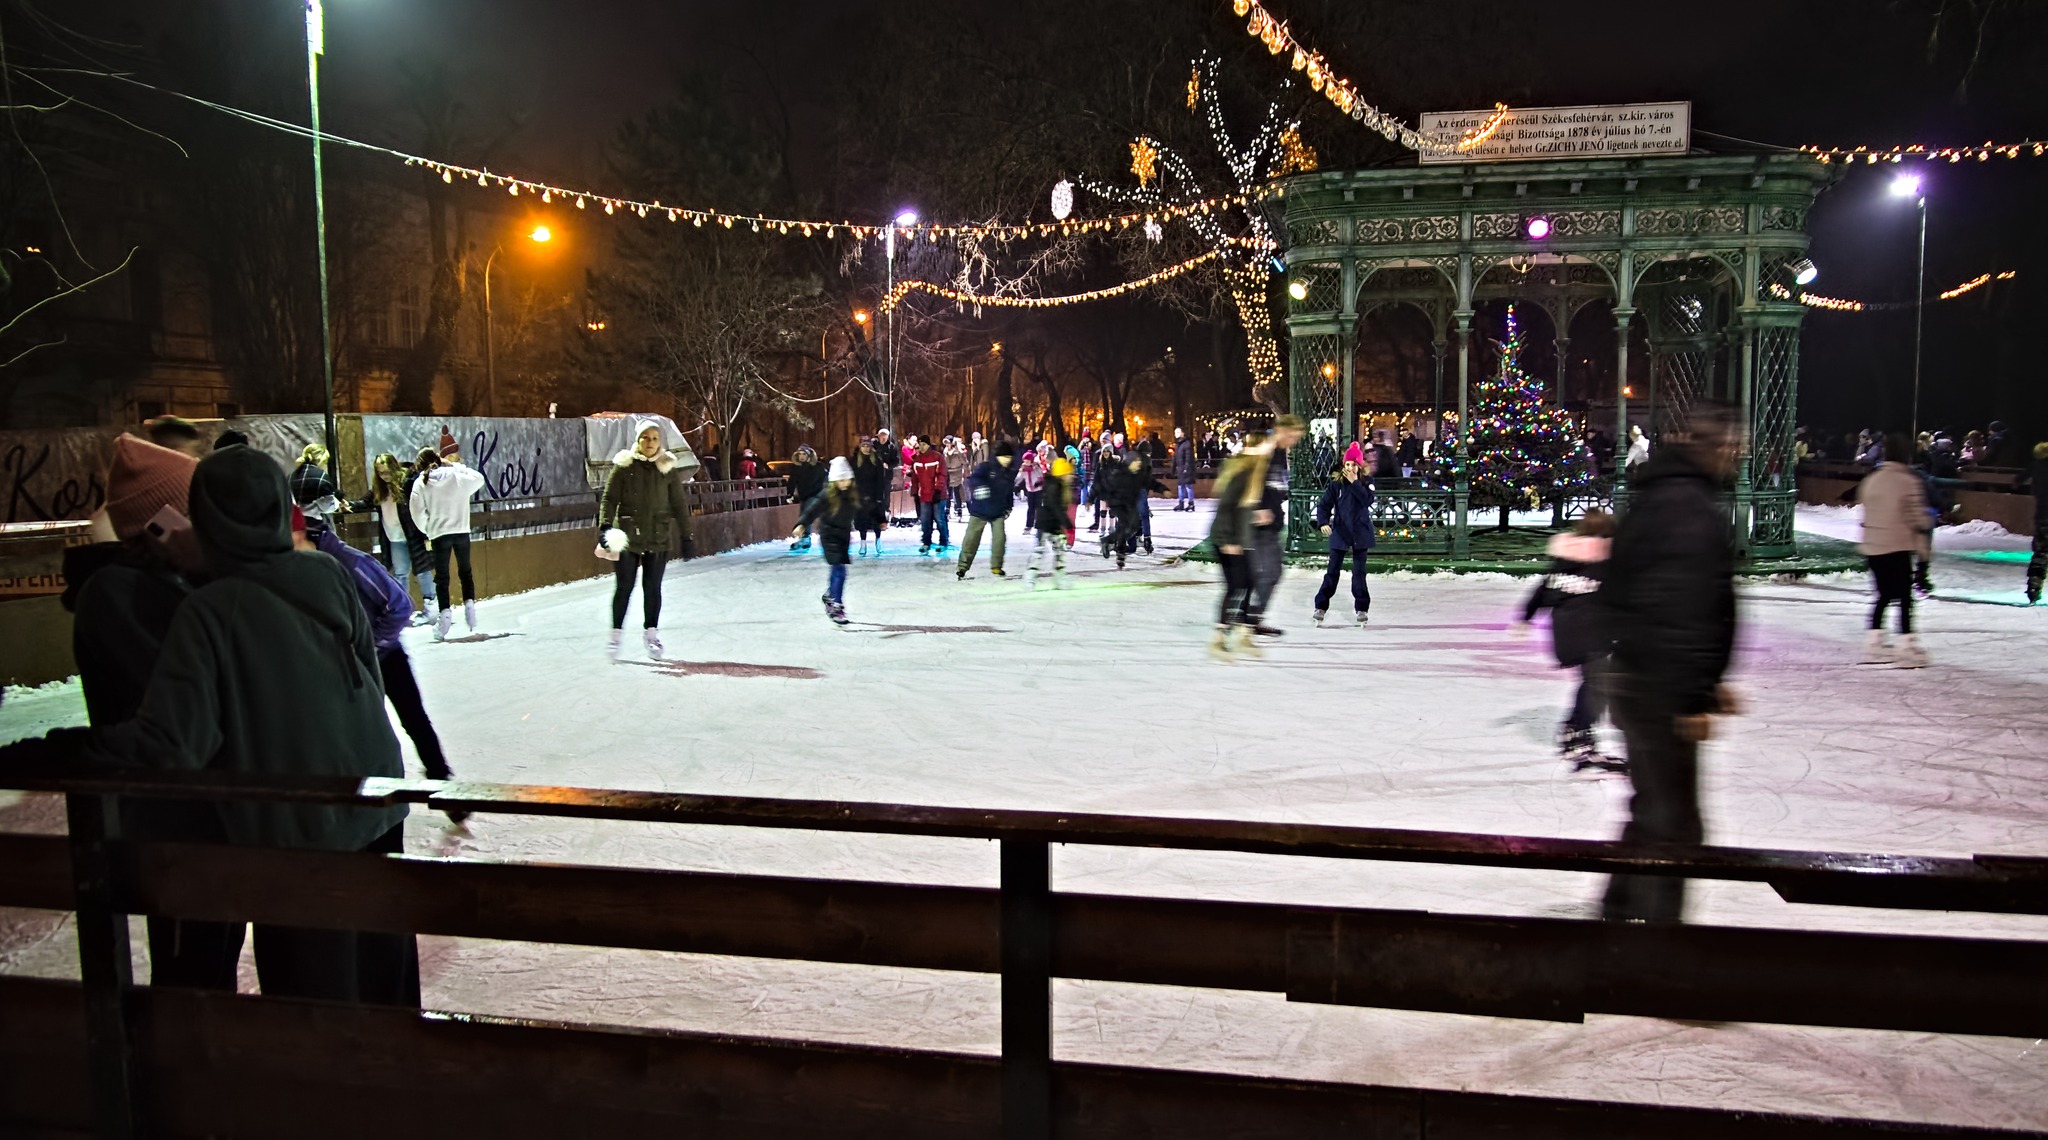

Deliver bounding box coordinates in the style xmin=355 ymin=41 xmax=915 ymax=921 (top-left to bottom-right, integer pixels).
xmin=828 ymin=455 xmax=854 ymax=482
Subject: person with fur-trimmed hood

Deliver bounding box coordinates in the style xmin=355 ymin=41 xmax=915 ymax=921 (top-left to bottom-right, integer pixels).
xmin=786 ymin=446 xmax=827 ymax=552
xmin=1520 ymin=509 xmax=1618 ymax=771
xmin=597 ymin=421 xmax=694 ymax=660
xmin=852 ymin=437 xmax=892 ymax=555
xmin=794 ymin=456 xmax=862 ymax=624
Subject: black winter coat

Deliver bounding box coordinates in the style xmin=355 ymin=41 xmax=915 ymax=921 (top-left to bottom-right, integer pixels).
xmin=1173 ymin=439 xmax=1195 ymax=481
xmin=1599 ymin=450 xmax=1736 ymax=715
xmin=798 ymin=486 xmax=862 ymax=564
xmin=1521 ymin=533 xmax=1611 ymax=668
xmin=787 ymin=459 xmax=828 ymax=505
xmin=853 ymin=452 xmax=892 ymax=528
xmin=1035 ymin=476 xmax=1074 ymax=534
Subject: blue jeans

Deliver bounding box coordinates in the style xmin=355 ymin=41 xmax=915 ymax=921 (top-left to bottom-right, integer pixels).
xmin=1138 ymin=493 xmax=1152 ymax=539
xmin=918 ymin=499 xmax=951 ymax=547
xmin=1177 ymin=482 xmax=1194 ymax=507
xmin=827 ymin=562 xmax=847 ymax=604
xmin=386 ymin=535 xmax=434 ymax=608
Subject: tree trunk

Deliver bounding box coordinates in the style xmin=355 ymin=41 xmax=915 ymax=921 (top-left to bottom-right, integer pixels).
xmin=994 ymin=354 xmax=1019 ymax=442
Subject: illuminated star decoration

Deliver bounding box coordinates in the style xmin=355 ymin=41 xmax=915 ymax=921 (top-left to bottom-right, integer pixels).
xmin=1130 ymin=139 xmax=1160 ymax=187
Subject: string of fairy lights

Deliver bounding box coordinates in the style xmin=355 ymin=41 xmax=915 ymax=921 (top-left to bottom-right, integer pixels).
xmin=1769 ymin=270 xmax=2016 ymax=313
xmin=1227 ymin=0 xmax=1510 ymax=155
xmin=1799 ymin=141 xmax=2046 ymax=164
xmin=878 ymin=239 xmax=1275 ymax=314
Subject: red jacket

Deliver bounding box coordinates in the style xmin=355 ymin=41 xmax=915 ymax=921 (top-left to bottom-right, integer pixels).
xmin=910 ymin=450 xmax=948 ymax=503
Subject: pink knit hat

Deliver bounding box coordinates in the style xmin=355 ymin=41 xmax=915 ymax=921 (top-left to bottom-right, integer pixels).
xmin=104 ymin=434 xmax=199 ymax=540
xmin=1343 ymin=441 xmax=1366 ymax=465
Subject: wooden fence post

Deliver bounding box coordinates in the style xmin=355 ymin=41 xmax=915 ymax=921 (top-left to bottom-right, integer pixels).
xmin=67 ymin=793 xmax=136 ymax=1139
xmin=1001 ymin=839 xmax=1052 ymax=1140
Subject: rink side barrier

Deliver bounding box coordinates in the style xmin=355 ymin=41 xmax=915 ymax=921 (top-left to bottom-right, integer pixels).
xmin=2 ymin=769 xmax=2044 ymax=1140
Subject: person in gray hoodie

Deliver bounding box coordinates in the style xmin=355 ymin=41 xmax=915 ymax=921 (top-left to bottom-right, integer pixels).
xmin=1 ymin=444 xmax=419 ymax=1005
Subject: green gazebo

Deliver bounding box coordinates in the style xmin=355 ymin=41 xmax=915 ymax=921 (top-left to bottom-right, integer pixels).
xmin=1279 ymin=153 xmax=1839 ymax=564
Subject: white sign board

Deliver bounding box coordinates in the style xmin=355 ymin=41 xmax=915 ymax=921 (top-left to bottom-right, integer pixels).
xmin=1418 ymin=102 xmax=1690 ymax=165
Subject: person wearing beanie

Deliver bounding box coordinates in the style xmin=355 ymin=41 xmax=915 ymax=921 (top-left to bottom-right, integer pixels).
xmin=2 ymin=444 xmax=418 ymax=1006
xmin=409 ymin=433 xmax=489 ymax=641
xmin=945 ymin=435 xmax=969 ymax=521
xmin=145 ymin=415 xmax=207 ymax=458
xmin=1025 ymin=456 xmax=1076 ymax=589
xmin=1173 ymin=427 xmax=1197 ymax=511
xmin=957 ymin=439 xmax=1016 ymax=579
xmin=212 ymin=428 xmax=249 ymax=450
xmin=437 ymin=425 xmax=461 ymax=462
xmin=597 ymin=421 xmax=694 ymax=659
xmin=1311 ymin=442 xmax=1377 ymax=625
xmin=851 ymin=437 xmax=891 ymax=556
xmin=291 ymin=505 xmax=464 ymax=821
xmin=60 ymin=436 xmax=237 ymax=990
xmin=909 ymin=435 xmax=951 ymax=554
xmin=794 ymin=456 xmax=861 ymax=624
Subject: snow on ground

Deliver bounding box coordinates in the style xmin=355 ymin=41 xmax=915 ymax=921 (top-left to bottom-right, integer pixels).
xmin=5 ymin=503 xmax=2047 ymax=1128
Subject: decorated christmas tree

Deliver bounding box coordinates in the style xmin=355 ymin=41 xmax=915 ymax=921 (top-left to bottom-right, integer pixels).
xmin=1465 ymin=305 xmax=1590 ymax=527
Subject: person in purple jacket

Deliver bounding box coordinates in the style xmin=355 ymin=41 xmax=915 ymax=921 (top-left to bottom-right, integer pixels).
xmin=293 ymin=506 xmax=463 ymax=820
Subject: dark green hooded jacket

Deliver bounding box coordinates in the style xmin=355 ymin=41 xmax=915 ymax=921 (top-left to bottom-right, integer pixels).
xmin=81 ymin=445 xmax=407 ymax=851
xmin=599 ymin=444 xmax=694 ymax=555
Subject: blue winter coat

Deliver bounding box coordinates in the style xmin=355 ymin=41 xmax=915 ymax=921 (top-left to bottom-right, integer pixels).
xmin=316 ymin=530 xmax=414 ymax=654
xmin=964 ymin=459 xmax=1016 ymax=520
xmin=1313 ymin=478 xmax=1376 ymax=551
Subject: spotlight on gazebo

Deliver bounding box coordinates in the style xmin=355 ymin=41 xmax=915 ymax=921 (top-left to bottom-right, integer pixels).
xmin=1788 ymin=257 xmax=1818 ymax=285
xmin=1524 ymin=215 xmax=1552 ymax=240
xmin=1288 ymin=280 xmax=1309 ymax=301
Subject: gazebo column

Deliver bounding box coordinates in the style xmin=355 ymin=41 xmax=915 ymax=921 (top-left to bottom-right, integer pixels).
xmin=1732 ymin=319 xmax=1759 ymax=558
xmin=1339 ymin=258 xmax=1358 ymax=450
xmin=1452 ymin=308 xmax=1473 ymax=559
xmin=1554 ymin=334 xmax=1571 ymax=405
xmin=1612 ymin=307 xmax=1635 ymax=502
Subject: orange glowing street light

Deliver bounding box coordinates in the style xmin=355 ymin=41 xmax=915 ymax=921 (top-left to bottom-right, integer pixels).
xmin=529 ymin=223 xmax=553 ymax=243
xmin=853 ymin=309 xmax=870 ymax=325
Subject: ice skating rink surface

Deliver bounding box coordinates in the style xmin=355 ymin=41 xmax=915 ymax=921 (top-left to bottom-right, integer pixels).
xmin=5 ymin=502 xmax=2045 ymax=1128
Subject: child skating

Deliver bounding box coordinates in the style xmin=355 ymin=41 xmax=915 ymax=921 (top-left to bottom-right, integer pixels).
xmin=1025 ymin=457 xmax=1076 ymax=589
xmin=1518 ymin=509 xmax=1620 ymax=772
xmin=795 ymin=457 xmax=862 ymax=625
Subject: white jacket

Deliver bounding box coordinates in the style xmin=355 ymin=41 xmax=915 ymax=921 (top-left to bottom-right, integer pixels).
xmin=408 ymin=462 xmax=487 ymax=540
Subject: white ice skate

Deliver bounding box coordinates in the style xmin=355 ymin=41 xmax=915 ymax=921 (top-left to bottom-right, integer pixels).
xmin=434 ymin=609 xmax=453 ymax=641
xmin=464 ymin=599 xmax=479 ymax=632
xmin=644 ymin=629 xmax=665 ymax=659
xmin=1892 ymin=633 xmax=1930 ymax=669
xmin=1227 ymin=624 xmax=1264 ymax=659
xmin=606 ymin=629 xmax=623 ymax=661
xmin=1313 ymin=608 xmax=1327 ymax=625
xmin=1859 ymin=629 xmax=1893 ymax=664
xmin=1207 ymin=625 xmax=1234 ymax=663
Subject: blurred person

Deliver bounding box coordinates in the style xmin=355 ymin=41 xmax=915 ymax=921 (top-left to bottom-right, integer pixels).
xmin=1015 ymin=442 xmax=1046 ymax=535
xmin=409 ymin=431 xmax=488 ymax=640
xmin=597 ymin=421 xmax=694 ymax=660
xmin=1206 ymin=439 xmax=1269 ymax=661
xmin=2 ymin=444 xmax=419 ymax=1005
xmin=144 ymin=415 xmax=208 ymax=458
xmin=1854 ymin=433 xmax=1933 ymax=667
xmin=354 ymin=452 xmax=436 ymax=625
xmin=1520 ymin=510 xmax=1619 ymax=772
xmin=785 ymin=446 xmax=826 ymax=552
xmin=211 ymin=428 xmax=250 ymax=450
xmin=956 ymin=440 xmax=1016 ymax=579
xmin=1248 ymin=415 xmax=1304 ymax=636
xmin=289 ymin=442 xmax=339 ymax=519
xmin=1025 ymin=456 xmax=1075 ymax=589
xmin=1624 ymin=424 xmax=1650 ymax=473
xmin=1311 ymin=442 xmax=1375 ymax=626
xmin=2026 ymin=442 xmax=2048 ymax=605
xmin=794 ymin=457 xmax=861 ymax=624
xmin=1597 ymin=401 xmax=1745 ymax=925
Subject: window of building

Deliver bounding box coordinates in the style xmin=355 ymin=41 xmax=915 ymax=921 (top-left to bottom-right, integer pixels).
xmin=363 ymin=306 xmax=391 ymax=348
xmin=397 ymin=285 xmax=424 ymax=348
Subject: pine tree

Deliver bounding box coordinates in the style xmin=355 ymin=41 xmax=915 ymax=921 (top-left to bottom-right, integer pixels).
xmin=1465 ymin=305 xmax=1588 ymax=528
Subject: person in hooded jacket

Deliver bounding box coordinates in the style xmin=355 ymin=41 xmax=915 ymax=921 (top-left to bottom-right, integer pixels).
xmin=1025 ymin=456 xmax=1076 ymax=589
xmin=785 ymin=446 xmax=827 ymax=551
xmin=944 ymin=436 xmax=969 ymax=520
xmin=852 ymin=438 xmax=892 ymax=555
xmin=1311 ymin=442 xmax=1376 ymax=625
xmin=409 ymin=434 xmax=489 ymax=640
xmin=597 ymin=421 xmax=694 ymax=660
xmin=910 ymin=436 xmax=951 ymax=553
xmin=1520 ymin=509 xmax=1618 ymax=771
xmin=63 ymin=435 xmax=244 ymax=989
xmin=2 ymin=444 xmax=419 ymax=1005
xmin=795 ymin=456 xmax=861 ymax=624
xmin=957 ymin=441 xmax=1016 ymax=579
xmin=1596 ymin=402 xmax=1744 ymax=925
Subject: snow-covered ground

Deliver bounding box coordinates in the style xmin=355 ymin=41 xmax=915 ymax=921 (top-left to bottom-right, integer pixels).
xmin=4 ymin=503 xmax=2045 ymax=1129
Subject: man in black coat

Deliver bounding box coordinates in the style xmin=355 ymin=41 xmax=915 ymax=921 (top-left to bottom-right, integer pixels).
xmin=1596 ymin=401 xmax=1744 ymax=924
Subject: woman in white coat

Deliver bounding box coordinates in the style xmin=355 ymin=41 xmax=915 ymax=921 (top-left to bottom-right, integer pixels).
xmin=408 ymin=436 xmax=488 ymax=640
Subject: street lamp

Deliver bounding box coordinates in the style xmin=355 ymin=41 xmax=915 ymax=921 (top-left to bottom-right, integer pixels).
xmin=483 ymin=222 xmax=555 ymax=417
xmin=305 ymin=0 xmax=336 ymax=469
xmin=1889 ymin=171 xmax=1927 ymax=446
xmin=883 ymin=209 xmax=916 ymax=436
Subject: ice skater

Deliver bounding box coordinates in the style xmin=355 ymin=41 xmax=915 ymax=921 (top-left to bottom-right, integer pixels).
xmin=957 ymin=440 xmax=1015 ymax=579
xmin=794 ymin=457 xmax=860 ymax=625
xmin=1598 ymin=401 xmax=1744 ymax=925
xmin=1025 ymin=456 xmax=1075 ymax=589
xmin=409 ymin=433 xmax=488 ymax=641
xmin=910 ymin=436 xmax=951 ymax=553
xmin=1248 ymin=416 xmax=1304 ymax=637
xmin=785 ymin=446 xmax=826 ymax=552
xmin=597 ymin=421 xmax=694 ymax=660
xmin=1853 ymin=433 xmax=1932 ymax=668
xmin=852 ymin=437 xmax=891 ymax=556
xmin=1519 ymin=510 xmax=1618 ymax=772
xmin=2028 ymin=442 xmax=2048 ymax=604
xmin=1172 ymin=427 xmax=1197 ymax=511
xmin=1311 ymin=442 xmax=1375 ymax=625
xmin=1205 ymin=439 xmax=1271 ymax=661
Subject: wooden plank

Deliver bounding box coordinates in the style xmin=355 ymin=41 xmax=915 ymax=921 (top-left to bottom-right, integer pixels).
xmin=3 ymin=769 xmax=2041 ymax=912
xmin=4 ymin=837 xmax=2044 ymax=1038
xmin=0 ymin=979 xmax=2023 ymax=1140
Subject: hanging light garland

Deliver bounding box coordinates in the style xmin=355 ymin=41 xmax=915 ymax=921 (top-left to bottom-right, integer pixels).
xmin=1768 ymin=270 xmax=2015 ymax=312
xmin=877 ymin=238 xmax=1276 ymax=314
xmin=1228 ymin=0 xmax=1510 ymax=155
xmin=1799 ymin=141 xmax=2046 ymax=165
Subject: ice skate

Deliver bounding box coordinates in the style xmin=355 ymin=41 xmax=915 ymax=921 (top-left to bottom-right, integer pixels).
xmin=956 ymin=568 xmax=967 ymax=581
xmin=1227 ymin=624 xmax=1264 ymax=658
xmin=1253 ymin=624 xmax=1284 ymax=638
xmin=919 ymin=544 xmax=930 ymax=555
xmin=1206 ymin=624 xmax=1234 ymax=662
xmin=1892 ymin=633 xmax=1930 ymax=669
xmin=1143 ymin=537 xmax=1153 ymax=554
xmin=1354 ymin=611 xmax=1370 ymax=626
xmin=1055 ymin=569 xmax=1070 ymax=589
xmin=434 ymin=609 xmax=453 ymax=641
xmin=410 ymin=609 xmax=434 ymax=628
xmin=606 ymin=629 xmax=623 ymax=660
xmin=1859 ymin=629 xmax=1893 ymax=664
xmin=1025 ymin=566 xmax=1038 ymax=589
xmin=858 ymin=540 xmax=869 ymax=557
xmin=828 ymin=601 xmax=850 ymax=626
xmin=989 ymin=567 xmax=1008 ymax=578
xmin=643 ymin=629 xmax=664 ymax=659
xmin=464 ymin=599 xmax=479 ymax=632
xmin=1313 ymin=608 xmax=1328 ymax=625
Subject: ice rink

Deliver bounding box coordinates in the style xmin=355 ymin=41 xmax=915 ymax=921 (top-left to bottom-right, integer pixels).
xmin=4 ymin=502 xmax=2045 ymax=1129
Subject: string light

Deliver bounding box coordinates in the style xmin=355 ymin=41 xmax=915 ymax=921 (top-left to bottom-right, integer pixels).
xmin=877 ymin=238 xmax=1275 ymax=314
xmin=1228 ymin=0 xmax=1509 ymax=155
xmin=1799 ymin=141 xmax=2046 ymax=164
xmin=1768 ymin=270 xmax=2015 ymax=312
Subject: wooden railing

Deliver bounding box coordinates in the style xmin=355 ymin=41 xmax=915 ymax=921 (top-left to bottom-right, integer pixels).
xmin=2 ymin=768 xmax=2043 ymax=1138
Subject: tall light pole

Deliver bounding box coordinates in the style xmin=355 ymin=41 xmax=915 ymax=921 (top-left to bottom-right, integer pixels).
xmin=305 ymin=0 xmax=336 ymax=467
xmin=483 ymin=223 xmax=553 ymax=418
xmin=883 ymin=208 xmax=916 ymax=436
xmin=1890 ymin=171 xmax=1928 ymax=446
